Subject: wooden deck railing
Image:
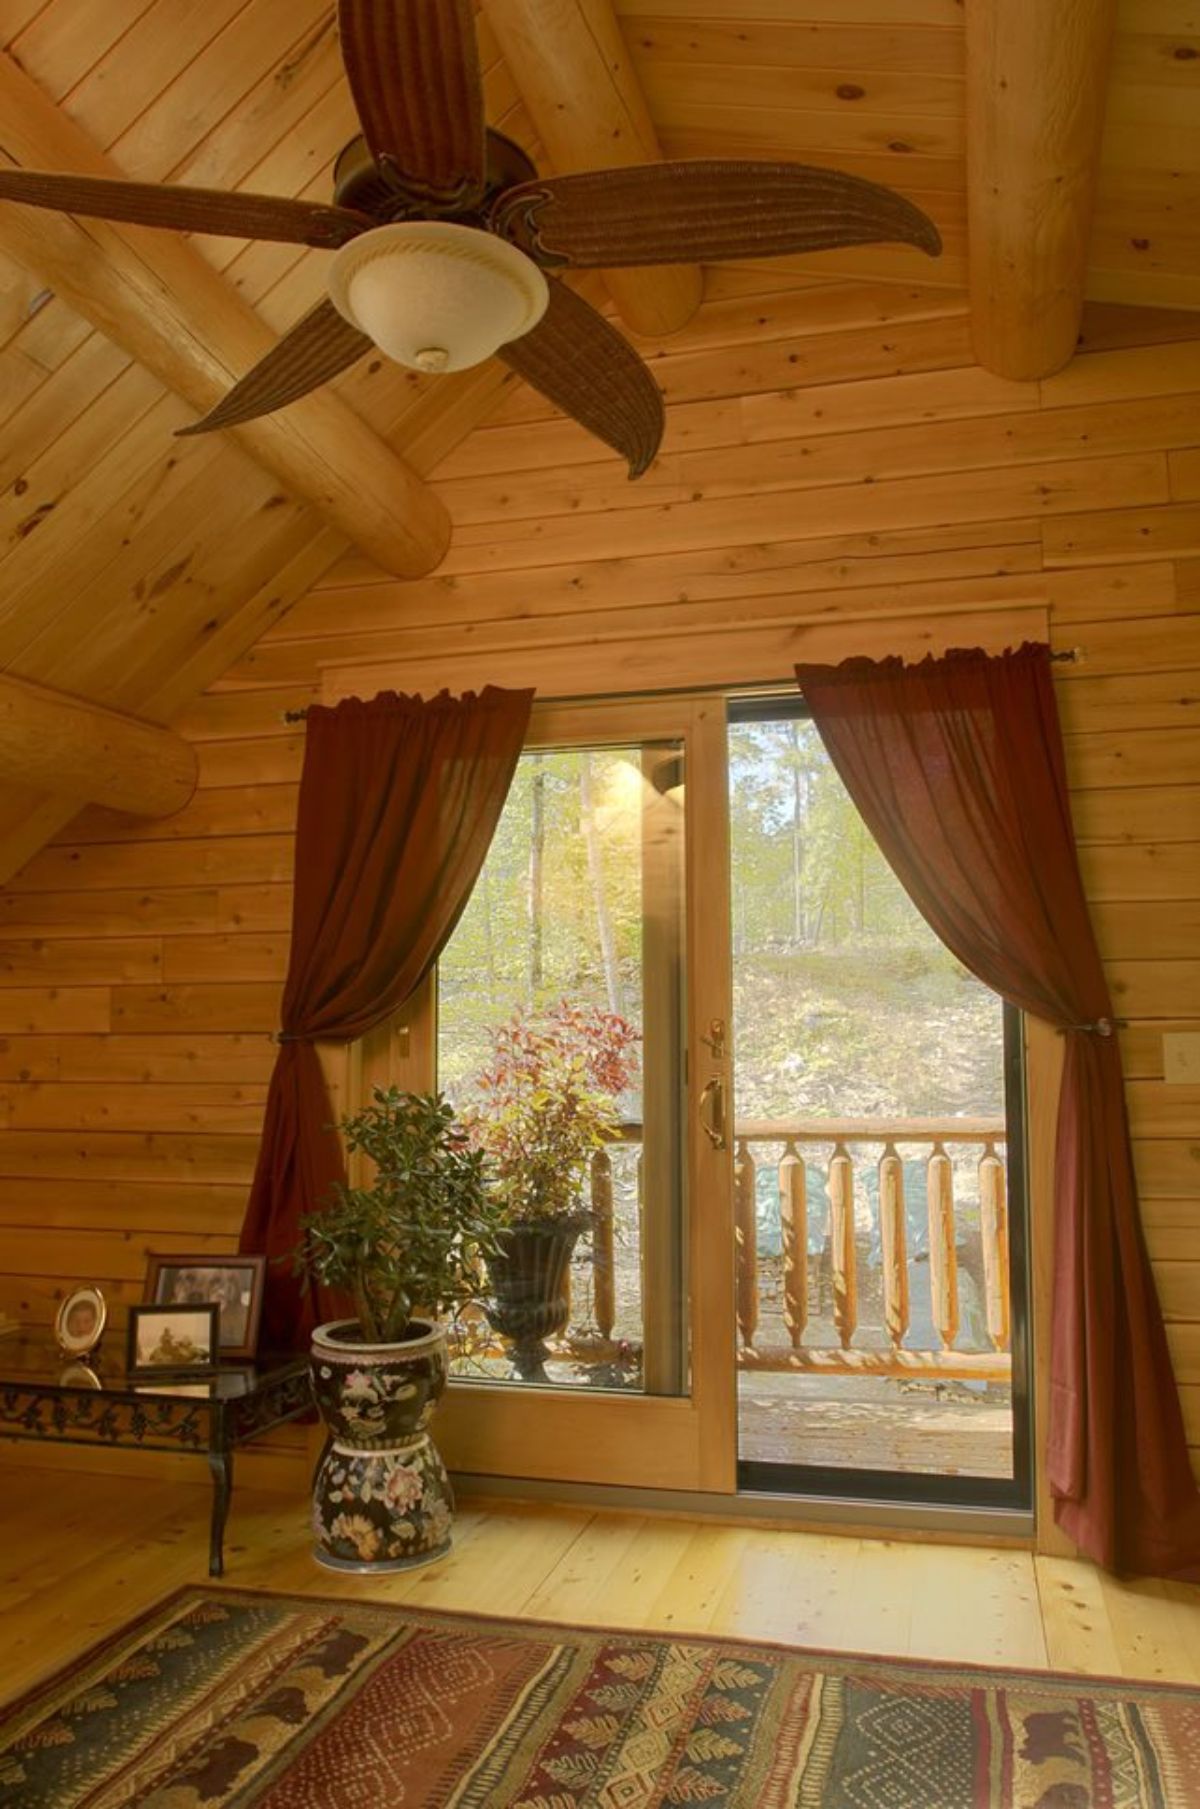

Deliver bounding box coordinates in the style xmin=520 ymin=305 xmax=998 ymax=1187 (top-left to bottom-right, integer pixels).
xmin=588 ymin=1118 xmax=1011 ymax=1385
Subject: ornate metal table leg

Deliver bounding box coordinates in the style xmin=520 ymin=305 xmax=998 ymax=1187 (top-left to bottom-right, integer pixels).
xmin=207 ymin=1422 xmax=233 ymax=1578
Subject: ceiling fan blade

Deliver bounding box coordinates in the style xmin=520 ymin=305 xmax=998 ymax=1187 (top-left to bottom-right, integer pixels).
xmin=0 ymin=168 xmax=373 ymax=247
xmin=337 ymin=0 xmax=486 ymax=209
xmin=177 ymin=300 xmax=372 ymax=437
xmin=498 ymin=281 xmax=663 ymax=479
xmin=492 ymin=161 xmax=943 ymax=267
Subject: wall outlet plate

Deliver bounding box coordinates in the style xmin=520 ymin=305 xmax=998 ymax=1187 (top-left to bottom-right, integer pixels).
xmin=1162 ymin=1032 xmax=1200 ymax=1084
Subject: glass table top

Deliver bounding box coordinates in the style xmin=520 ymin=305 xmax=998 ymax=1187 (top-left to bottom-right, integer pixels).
xmin=0 ymin=1329 xmax=305 ymax=1400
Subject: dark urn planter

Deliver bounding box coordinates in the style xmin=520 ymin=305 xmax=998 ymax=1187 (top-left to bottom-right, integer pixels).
xmin=309 ymin=1317 xmax=453 ymax=1572
xmin=485 ymin=1213 xmax=591 ymax=1381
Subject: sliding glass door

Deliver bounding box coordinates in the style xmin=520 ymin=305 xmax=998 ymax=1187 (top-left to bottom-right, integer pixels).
xmin=348 ymin=688 xmax=1030 ymax=1513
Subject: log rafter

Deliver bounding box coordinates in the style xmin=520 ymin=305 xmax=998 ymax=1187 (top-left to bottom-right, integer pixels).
xmin=0 ymin=671 xmax=196 ymax=818
xmin=0 ymin=52 xmax=450 ymax=579
xmin=966 ymin=0 xmax=1117 ymax=380
xmin=482 ymin=0 xmax=703 ymax=338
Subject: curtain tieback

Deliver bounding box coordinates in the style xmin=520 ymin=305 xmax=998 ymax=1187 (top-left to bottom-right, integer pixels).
xmin=1058 ymin=1016 xmax=1125 ymax=1036
xmin=274 ymin=1031 xmax=305 ymax=1044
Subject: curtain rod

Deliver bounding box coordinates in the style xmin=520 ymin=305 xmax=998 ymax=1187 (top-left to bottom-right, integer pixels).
xmin=278 ymin=648 xmax=1084 ymax=723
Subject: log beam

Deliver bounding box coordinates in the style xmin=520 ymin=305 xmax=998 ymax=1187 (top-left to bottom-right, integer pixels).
xmin=0 ymin=672 xmax=196 ymax=817
xmin=0 ymin=53 xmax=450 ymax=578
xmin=482 ymin=0 xmax=703 ymax=337
xmin=966 ymin=0 xmax=1116 ymax=379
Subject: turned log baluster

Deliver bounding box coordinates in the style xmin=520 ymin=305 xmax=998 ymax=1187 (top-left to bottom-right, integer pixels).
xmin=828 ymin=1143 xmax=857 ymax=1349
xmin=879 ymin=1143 xmax=910 ymax=1350
xmin=779 ymin=1141 xmax=808 ymax=1349
xmin=590 ymin=1146 xmax=615 ymax=1341
xmin=734 ymin=1138 xmax=758 ymax=1350
xmin=926 ymin=1142 xmax=960 ymax=1349
xmin=979 ymin=1142 xmax=1011 ymax=1351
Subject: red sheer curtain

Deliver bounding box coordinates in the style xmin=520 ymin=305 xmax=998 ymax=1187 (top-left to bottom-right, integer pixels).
xmin=795 ymin=642 xmax=1200 ymax=1580
xmin=240 ymin=686 xmax=534 ymax=1351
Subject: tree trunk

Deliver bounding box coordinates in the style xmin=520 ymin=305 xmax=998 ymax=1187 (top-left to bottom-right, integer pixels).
xmin=528 ymin=753 xmax=546 ymax=1004
xmin=790 ymin=720 xmax=805 ymax=945
xmin=580 ymin=753 xmax=624 ymax=1016
xmin=481 ymin=865 xmax=498 ymax=1005
xmin=855 ymin=817 xmax=866 ymax=935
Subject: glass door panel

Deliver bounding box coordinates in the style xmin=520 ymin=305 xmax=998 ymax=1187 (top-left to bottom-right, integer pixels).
xmin=430 ymin=697 xmax=735 ymax=1494
xmin=728 ymin=703 xmax=1031 ymax=1510
xmin=438 ymin=739 xmax=687 ymax=1396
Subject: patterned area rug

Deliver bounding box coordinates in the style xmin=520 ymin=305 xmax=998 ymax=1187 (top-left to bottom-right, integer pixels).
xmin=1 ymin=1587 xmax=1198 ymax=1807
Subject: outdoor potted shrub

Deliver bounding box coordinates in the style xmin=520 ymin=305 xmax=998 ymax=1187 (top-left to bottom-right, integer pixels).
xmin=298 ymin=1087 xmax=504 ymax=1572
xmin=465 ymin=1001 xmax=639 ymax=1381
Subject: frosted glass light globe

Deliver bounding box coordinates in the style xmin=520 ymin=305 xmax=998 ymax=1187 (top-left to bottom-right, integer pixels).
xmin=327 ymin=221 xmax=549 ymax=374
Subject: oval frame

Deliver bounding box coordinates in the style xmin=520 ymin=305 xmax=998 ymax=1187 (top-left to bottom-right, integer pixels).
xmin=55 ymin=1285 xmax=108 ymax=1357
xmin=58 ymin=1361 xmax=102 ymax=1389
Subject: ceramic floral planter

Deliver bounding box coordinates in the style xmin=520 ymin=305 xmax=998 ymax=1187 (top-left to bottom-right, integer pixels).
xmin=310 ymin=1317 xmax=453 ymax=1572
xmin=485 ymin=1212 xmax=591 ymax=1381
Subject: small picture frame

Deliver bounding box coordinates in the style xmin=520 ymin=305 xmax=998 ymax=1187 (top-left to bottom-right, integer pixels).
xmin=127 ymin=1304 xmax=219 ymax=1376
xmin=55 ymin=1285 xmax=107 ymax=1358
xmin=133 ymin=1380 xmax=214 ymax=1399
xmin=143 ymin=1254 xmax=266 ymax=1360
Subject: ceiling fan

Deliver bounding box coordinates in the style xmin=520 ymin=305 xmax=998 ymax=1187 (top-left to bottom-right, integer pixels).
xmin=0 ymin=0 xmax=942 ymax=478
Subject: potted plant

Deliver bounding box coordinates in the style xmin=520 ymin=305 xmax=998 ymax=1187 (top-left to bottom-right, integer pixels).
xmin=297 ymin=1087 xmax=503 ymax=1573
xmin=464 ymin=1001 xmax=639 ymax=1381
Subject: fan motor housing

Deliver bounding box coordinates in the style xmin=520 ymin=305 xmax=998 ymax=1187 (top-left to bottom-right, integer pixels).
xmin=333 ymin=131 xmax=539 ymax=224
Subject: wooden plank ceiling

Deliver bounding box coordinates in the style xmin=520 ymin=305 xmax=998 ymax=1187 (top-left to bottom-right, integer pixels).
xmin=0 ymin=0 xmax=1196 ymax=882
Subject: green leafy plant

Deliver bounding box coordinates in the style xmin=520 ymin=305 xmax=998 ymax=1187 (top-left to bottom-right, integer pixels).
xmin=295 ymin=1088 xmax=505 ymax=1343
xmin=463 ymin=1001 xmax=639 ymax=1224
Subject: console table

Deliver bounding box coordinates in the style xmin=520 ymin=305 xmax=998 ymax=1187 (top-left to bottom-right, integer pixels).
xmin=0 ymin=1333 xmax=311 ymax=1576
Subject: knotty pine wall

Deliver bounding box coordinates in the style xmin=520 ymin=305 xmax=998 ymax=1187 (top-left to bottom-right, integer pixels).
xmin=1 ymin=275 xmax=1199 ymax=1502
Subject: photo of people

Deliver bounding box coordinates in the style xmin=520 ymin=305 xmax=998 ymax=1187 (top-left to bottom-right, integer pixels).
xmin=64 ymin=1297 xmax=99 ymax=1341
xmin=54 ymin=1285 xmax=107 ymax=1358
xmin=127 ymin=1305 xmax=219 ymax=1374
xmin=144 ymin=1256 xmax=265 ymax=1358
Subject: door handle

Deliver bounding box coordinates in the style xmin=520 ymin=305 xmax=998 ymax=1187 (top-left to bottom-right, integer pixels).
xmin=699 ymin=1076 xmax=727 ymax=1150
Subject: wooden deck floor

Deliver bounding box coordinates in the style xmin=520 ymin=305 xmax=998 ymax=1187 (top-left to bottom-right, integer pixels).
xmin=738 ymin=1374 xmax=1013 ymax=1477
xmin=1 ymin=1470 xmax=1198 ymax=1714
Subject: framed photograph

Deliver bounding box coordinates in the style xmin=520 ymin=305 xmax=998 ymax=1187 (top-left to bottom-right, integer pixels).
xmin=127 ymin=1304 xmax=219 ymax=1375
xmin=143 ymin=1254 xmax=266 ymax=1359
xmin=55 ymin=1285 xmax=107 ymax=1357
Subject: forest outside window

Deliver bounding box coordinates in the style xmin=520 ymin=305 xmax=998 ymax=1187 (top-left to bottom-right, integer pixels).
xmin=437 ymin=739 xmax=689 ymax=1396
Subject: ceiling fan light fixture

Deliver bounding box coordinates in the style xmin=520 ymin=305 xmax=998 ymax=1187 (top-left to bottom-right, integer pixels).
xmin=327 ymin=221 xmax=549 ymax=374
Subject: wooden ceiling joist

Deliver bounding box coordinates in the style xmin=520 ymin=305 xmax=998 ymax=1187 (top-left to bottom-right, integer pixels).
xmin=0 ymin=53 xmax=450 ymax=580
xmin=482 ymin=0 xmax=703 ymax=338
xmin=0 ymin=671 xmax=196 ymax=817
xmin=966 ymin=0 xmax=1117 ymax=380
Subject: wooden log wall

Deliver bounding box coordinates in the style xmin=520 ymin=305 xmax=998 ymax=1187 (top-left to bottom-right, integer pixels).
xmin=0 ymin=274 xmax=1198 ymax=1504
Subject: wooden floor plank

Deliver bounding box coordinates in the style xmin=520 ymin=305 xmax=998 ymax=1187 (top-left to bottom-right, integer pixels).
xmin=521 ymin=1511 xmax=650 ymax=1623
xmin=1035 ymin=1554 xmax=1124 ymax=1675
xmin=906 ymin=1543 xmax=1047 ymax=1668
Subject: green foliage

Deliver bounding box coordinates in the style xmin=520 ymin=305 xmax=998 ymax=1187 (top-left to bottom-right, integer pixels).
xmin=295 ymin=1089 xmax=505 ymax=1343
xmin=728 ymin=719 xmax=1003 ymax=1121
xmin=462 ymin=1001 xmax=639 ymax=1224
xmin=437 ymin=747 xmax=647 ymax=1101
